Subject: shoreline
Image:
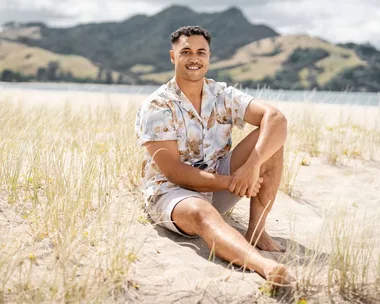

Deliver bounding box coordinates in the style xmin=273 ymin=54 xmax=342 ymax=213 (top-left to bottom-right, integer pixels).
xmin=1 ymin=87 xmax=379 ymax=125
xmin=0 ymin=87 xmax=149 ymax=108
xmin=1 ymin=82 xmax=379 ymax=106
xmin=1 ymin=86 xmax=380 ymax=106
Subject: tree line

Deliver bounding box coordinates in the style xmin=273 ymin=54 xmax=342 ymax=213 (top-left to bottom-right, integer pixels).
xmin=1 ymin=61 xmax=129 ymax=84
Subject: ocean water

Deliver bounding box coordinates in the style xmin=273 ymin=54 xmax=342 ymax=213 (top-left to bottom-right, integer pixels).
xmin=1 ymin=82 xmax=379 ymax=106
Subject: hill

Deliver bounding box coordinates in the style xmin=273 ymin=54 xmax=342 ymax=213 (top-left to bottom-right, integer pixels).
xmin=0 ymin=5 xmax=379 ymax=91
xmin=3 ymin=6 xmax=278 ymax=74
xmin=0 ymin=40 xmax=123 ymax=83
xmin=142 ymin=35 xmax=366 ymax=90
xmin=324 ymin=43 xmax=380 ymax=92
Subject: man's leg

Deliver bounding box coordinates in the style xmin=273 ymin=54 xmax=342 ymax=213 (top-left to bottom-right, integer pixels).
xmin=172 ymin=197 xmax=287 ymax=283
xmin=230 ymin=128 xmax=285 ymax=252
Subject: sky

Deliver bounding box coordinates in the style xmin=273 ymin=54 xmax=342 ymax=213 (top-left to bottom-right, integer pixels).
xmin=1 ymin=0 xmax=380 ymax=48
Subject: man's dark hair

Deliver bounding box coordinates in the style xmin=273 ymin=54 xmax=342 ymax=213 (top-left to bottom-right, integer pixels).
xmin=170 ymin=26 xmax=211 ymax=46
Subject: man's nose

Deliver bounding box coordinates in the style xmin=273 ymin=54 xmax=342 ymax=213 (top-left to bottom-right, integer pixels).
xmin=188 ymin=56 xmax=201 ymax=63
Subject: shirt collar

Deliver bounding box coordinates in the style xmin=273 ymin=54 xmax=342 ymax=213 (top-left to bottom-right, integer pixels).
xmin=167 ymin=77 xmax=212 ymax=98
xmin=166 ymin=77 xmax=216 ymax=122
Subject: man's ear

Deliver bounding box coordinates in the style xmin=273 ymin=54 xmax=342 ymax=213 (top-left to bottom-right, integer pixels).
xmin=170 ymin=49 xmax=175 ymax=64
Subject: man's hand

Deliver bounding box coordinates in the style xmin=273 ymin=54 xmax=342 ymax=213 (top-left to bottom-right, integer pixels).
xmin=228 ymin=164 xmax=263 ymax=198
xmin=145 ymin=140 xmax=233 ymax=192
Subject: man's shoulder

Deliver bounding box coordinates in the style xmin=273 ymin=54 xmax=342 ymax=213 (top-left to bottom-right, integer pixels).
xmin=209 ymin=78 xmax=252 ymax=97
xmin=205 ymin=78 xmax=248 ymax=100
xmin=141 ymin=84 xmax=174 ymax=108
xmin=205 ymin=78 xmax=228 ymax=96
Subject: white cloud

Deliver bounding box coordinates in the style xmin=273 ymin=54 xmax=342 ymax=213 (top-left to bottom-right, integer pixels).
xmin=243 ymin=0 xmax=380 ymax=46
xmin=0 ymin=0 xmax=379 ymax=47
xmin=0 ymin=0 xmax=164 ymax=26
xmin=48 ymin=1 xmax=164 ymax=26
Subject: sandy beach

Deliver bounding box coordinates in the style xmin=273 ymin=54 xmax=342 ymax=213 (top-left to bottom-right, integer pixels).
xmin=0 ymin=88 xmax=379 ymax=303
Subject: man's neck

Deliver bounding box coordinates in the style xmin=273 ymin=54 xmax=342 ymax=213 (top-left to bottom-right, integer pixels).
xmin=175 ymin=76 xmax=204 ymax=102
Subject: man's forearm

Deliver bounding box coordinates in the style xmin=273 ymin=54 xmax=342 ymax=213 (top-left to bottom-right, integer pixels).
xmin=167 ymin=162 xmax=232 ymax=192
xmin=246 ymin=111 xmax=287 ymax=167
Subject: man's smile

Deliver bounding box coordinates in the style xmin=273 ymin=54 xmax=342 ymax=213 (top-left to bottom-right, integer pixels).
xmin=186 ymin=65 xmax=202 ymax=70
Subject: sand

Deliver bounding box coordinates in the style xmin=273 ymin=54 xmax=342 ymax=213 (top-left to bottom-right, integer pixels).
xmin=1 ymin=88 xmax=379 ymax=303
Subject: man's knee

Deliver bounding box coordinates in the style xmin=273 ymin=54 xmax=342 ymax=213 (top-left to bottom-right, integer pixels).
xmin=173 ymin=198 xmax=219 ymax=235
xmin=187 ymin=201 xmax=217 ymax=227
xmin=186 ymin=200 xmax=223 ymax=235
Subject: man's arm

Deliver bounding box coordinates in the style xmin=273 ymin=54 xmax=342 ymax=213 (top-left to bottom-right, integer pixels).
xmin=229 ymin=99 xmax=287 ymax=196
xmin=243 ymin=99 xmax=287 ymax=167
xmin=145 ymin=140 xmax=232 ymax=192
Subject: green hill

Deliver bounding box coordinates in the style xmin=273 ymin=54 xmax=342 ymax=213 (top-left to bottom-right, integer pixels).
xmin=0 ymin=5 xmax=379 ymax=91
xmin=324 ymin=43 xmax=380 ymax=92
xmin=142 ymin=35 xmax=366 ymax=90
xmin=0 ymin=40 xmax=123 ymax=83
xmin=6 ymin=6 xmax=278 ymax=74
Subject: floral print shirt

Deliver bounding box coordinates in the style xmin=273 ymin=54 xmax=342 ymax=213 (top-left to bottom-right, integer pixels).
xmin=135 ymin=77 xmax=254 ymax=203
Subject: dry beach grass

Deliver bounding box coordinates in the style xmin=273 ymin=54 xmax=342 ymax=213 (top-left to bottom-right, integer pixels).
xmin=0 ymin=89 xmax=379 ymax=303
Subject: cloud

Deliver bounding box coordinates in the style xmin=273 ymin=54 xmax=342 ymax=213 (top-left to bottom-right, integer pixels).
xmin=0 ymin=0 xmax=76 ymax=25
xmin=150 ymin=0 xmax=380 ymax=47
xmin=248 ymin=0 xmax=380 ymax=46
xmin=0 ymin=0 xmax=75 ymax=24
xmin=0 ymin=0 xmax=379 ymax=47
xmin=0 ymin=8 xmax=74 ymax=24
xmin=0 ymin=0 xmax=164 ymax=26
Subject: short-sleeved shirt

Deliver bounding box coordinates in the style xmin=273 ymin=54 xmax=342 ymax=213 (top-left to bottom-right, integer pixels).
xmin=135 ymin=77 xmax=254 ymax=203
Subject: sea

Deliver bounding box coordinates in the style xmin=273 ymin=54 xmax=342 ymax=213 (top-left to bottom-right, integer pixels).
xmin=0 ymin=82 xmax=379 ymax=106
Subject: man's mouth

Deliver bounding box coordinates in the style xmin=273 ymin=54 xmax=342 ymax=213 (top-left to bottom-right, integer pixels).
xmin=186 ymin=65 xmax=202 ymax=70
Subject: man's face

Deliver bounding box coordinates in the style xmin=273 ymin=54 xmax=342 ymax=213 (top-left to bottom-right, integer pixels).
xmin=170 ymin=35 xmax=211 ymax=82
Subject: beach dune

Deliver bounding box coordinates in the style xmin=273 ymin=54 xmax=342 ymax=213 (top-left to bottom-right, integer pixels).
xmin=0 ymin=88 xmax=379 ymax=303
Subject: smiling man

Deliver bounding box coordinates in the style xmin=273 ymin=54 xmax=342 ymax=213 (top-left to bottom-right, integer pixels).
xmin=135 ymin=26 xmax=289 ymax=284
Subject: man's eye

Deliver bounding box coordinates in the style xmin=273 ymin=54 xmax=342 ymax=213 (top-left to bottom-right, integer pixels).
xmin=182 ymin=51 xmax=190 ymax=54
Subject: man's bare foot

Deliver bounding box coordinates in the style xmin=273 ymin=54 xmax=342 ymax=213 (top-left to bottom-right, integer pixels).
xmin=264 ymin=262 xmax=291 ymax=288
xmin=246 ymin=230 xmax=285 ymax=252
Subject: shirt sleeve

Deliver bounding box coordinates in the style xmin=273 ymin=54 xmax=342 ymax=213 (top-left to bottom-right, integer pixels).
xmin=135 ymin=99 xmax=178 ymax=147
xmin=224 ymin=86 xmax=254 ymax=129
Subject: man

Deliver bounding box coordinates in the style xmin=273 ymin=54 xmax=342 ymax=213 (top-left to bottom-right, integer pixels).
xmin=135 ymin=26 xmax=288 ymax=284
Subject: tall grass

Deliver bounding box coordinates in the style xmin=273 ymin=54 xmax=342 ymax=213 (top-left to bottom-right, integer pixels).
xmin=0 ymin=99 xmax=145 ymax=303
xmin=280 ymin=124 xmax=305 ymax=196
xmin=1 ymin=94 xmax=379 ymax=303
xmin=285 ymin=103 xmax=380 ymax=165
xmin=281 ymin=206 xmax=380 ymax=304
xmin=269 ymin=101 xmax=380 ymax=303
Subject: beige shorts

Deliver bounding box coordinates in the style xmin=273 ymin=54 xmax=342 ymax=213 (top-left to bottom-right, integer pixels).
xmin=147 ymin=152 xmax=241 ymax=237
